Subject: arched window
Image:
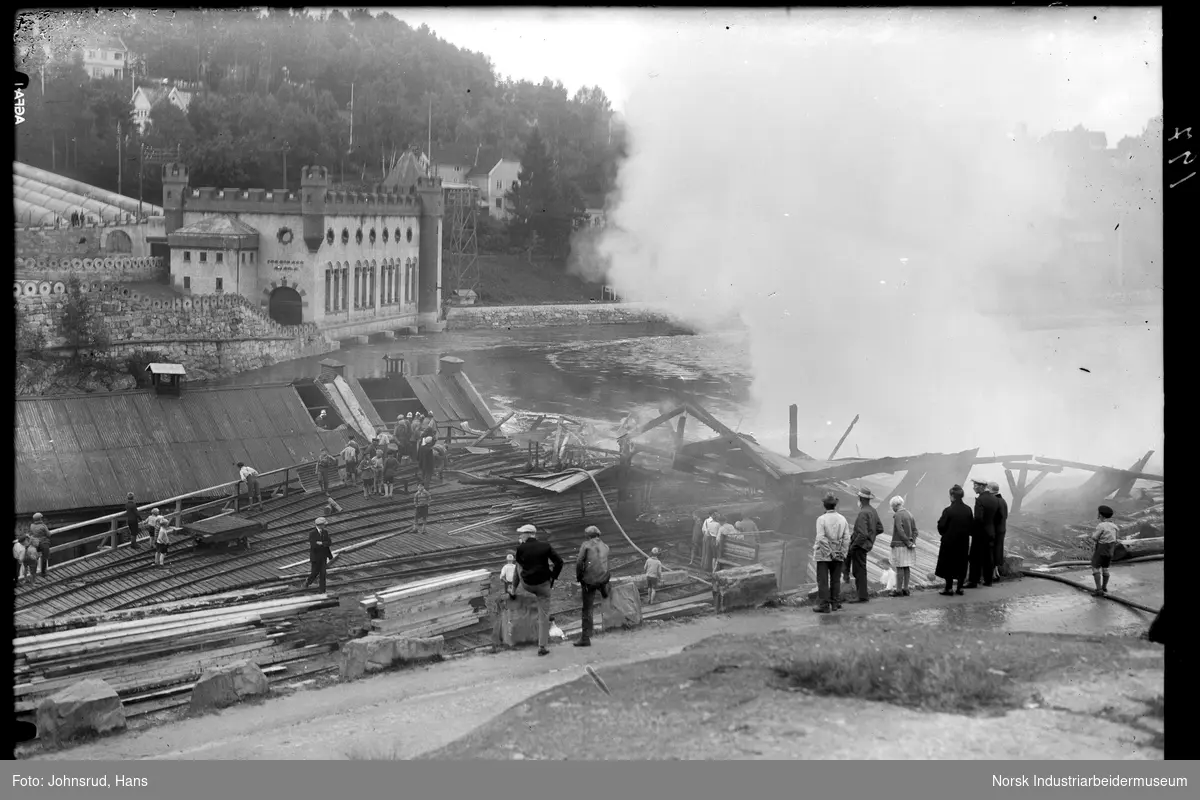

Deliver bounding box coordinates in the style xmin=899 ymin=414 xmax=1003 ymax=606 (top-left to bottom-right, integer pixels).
xmin=353 ymin=264 xmax=361 ymax=309
xmin=369 ymin=261 xmax=376 ymax=308
xmin=382 ymin=227 xmax=389 ymax=244
xmin=324 ymin=266 xmax=332 ymax=311
xmin=341 ymin=265 xmax=349 ymax=310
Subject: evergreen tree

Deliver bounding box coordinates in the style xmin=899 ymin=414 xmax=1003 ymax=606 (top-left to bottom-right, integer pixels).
xmin=508 ymin=126 xmax=582 ymax=257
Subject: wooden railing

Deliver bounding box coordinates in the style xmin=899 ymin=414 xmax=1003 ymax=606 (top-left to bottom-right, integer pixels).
xmin=29 ymin=461 xmax=317 ymax=556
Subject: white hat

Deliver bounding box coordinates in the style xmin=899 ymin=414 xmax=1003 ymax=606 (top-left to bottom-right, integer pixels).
xmin=151 ymin=508 xmax=160 ymax=515
xmin=315 ymin=517 xmax=328 ymax=525
xmin=517 ymin=524 xmax=537 ymax=534
xmin=32 ymin=512 xmax=43 ymax=520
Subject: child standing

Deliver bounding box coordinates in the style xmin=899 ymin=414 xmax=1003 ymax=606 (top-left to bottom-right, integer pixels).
xmin=1090 ymin=504 xmax=1120 ymax=596
xmin=644 ymin=547 xmax=663 ymax=605
xmin=500 ymin=553 xmax=519 ymax=597
xmin=154 ymin=515 xmax=173 ymax=567
xmin=359 ymin=455 xmax=377 ymax=498
xmin=878 ymin=558 xmax=897 ymax=594
xmin=414 ymin=483 xmax=431 ymax=534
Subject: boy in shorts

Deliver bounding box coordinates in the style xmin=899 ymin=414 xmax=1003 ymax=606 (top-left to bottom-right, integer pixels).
xmin=414 ymin=483 xmax=431 ymax=534
xmin=1090 ymin=504 xmax=1120 ymax=596
xmin=644 ymin=547 xmax=663 ymax=605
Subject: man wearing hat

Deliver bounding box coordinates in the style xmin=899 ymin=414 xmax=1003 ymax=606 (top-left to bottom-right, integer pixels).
xmin=843 ymin=488 xmax=884 ymax=603
xmin=305 ymin=517 xmax=334 ymax=592
xmin=28 ymin=512 xmax=53 ymax=578
xmin=988 ymin=480 xmax=1009 ymax=582
xmin=514 ymin=525 xmax=564 ymax=656
xmin=966 ymin=479 xmax=998 ymax=588
xmin=574 ymin=526 xmax=611 ymax=648
xmin=124 ymin=492 xmax=143 ymax=550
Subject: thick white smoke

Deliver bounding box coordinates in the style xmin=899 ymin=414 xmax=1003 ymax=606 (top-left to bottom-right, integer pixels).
xmin=587 ymin=10 xmax=1163 ymax=471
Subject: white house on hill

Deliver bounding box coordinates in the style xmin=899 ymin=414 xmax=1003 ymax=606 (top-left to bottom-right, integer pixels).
xmin=81 ymin=35 xmax=129 ymax=80
xmin=131 ymin=83 xmax=194 ymax=133
xmin=430 ymin=143 xmax=521 ymax=221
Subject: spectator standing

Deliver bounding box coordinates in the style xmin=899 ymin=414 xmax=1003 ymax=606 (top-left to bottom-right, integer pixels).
xmin=500 ymin=553 xmax=519 ymax=597
xmin=381 ymin=451 xmax=401 ymax=497
xmin=28 ymin=512 xmax=52 ymax=578
xmin=1089 ymin=505 xmax=1120 ymax=596
xmin=305 ymin=517 xmax=334 ymax=592
xmin=124 ymin=493 xmax=143 ymax=549
xmin=888 ymin=496 xmax=918 ymax=597
xmin=340 ymin=441 xmax=359 ymax=485
xmin=514 ymin=525 xmax=564 ymax=656
xmin=813 ymin=493 xmax=850 ymax=613
xmin=574 ymin=526 xmax=611 ymax=648
xmin=237 ymin=462 xmax=262 ymax=509
xmin=844 ymin=488 xmax=883 ymax=603
xmin=414 ymin=483 xmax=431 ymax=533
xmin=988 ymin=480 xmax=1010 ymax=581
xmin=644 ymin=547 xmax=664 ymax=605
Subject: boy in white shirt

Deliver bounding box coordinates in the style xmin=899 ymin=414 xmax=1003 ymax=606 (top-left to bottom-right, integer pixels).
xmin=500 ymin=553 xmax=519 ymax=597
xmin=878 ymin=558 xmax=897 ymax=593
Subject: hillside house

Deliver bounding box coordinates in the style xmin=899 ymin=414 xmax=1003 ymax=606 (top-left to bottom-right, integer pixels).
xmin=80 ymin=35 xmax=129 ymax=81
xmin=131 ymin=83 xmax=195 ymax=133
xmin=430 ymin=144 xmax=521 ymax=221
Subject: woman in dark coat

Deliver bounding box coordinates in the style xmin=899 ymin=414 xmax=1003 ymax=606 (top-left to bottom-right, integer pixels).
xmin=935 ymin=484 xmax=973 ymax=595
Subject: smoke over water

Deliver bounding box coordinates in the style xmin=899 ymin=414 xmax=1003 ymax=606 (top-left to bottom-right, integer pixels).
xmin=580 ymin=10 xmax=1163 ymax=471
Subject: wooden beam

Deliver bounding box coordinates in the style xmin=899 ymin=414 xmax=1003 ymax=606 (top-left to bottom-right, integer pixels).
xmin=471 ymin=410 xmax=515 ymax=446
xmin=679 ymin=400 xmax=782 ymax=480
xmin=788 ymin=404 xmax=799 ymax=458
xmin=1001 ymin=462 xmax=1063 ymax=473
xmin=1011 ymin=467 xmax=1030 ymax=516
xmin=1034 ymin=456 xmax=1162 ymax=482
xmin=620 ymin=405 xmax=687 ymax=441
xmin=1004 ymin=469 xmax=1019 ymax=498
xmin=972 ymin=454 xmax=1034 ymax=465
xmin=827 ymin=414 xmax=860 ymax=461
xmin=1113 ymin=450 xmax=1156 ymax=499
xmin=1024 ymin=469 xmax=1053 ymax=497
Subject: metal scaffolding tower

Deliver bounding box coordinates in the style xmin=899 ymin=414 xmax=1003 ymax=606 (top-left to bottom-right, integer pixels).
xmin=443 ymin=182 xmax=481 ymax=295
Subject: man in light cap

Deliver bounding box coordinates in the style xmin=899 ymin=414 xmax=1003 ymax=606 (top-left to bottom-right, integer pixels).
xmin=305 ymin=517 xmax=334 ymax=592
xmin=844 ymin=488 xmax=884 ymax=603
xmin=514 ymin=525 xmax=564 ymax=656
xmin=966 ymin=479 xmax=998 ymax=588
xmin=574 ymin=526 xmax=611 ymax=648
xmin=988 ymin=480 xmax=1009 ymax=582
xmin=28 ymin=512 xmax=52 ymax=577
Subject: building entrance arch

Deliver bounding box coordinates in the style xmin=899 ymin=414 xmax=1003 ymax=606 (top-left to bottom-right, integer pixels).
xmin=268 ymin=286 xmax=303 ymax=325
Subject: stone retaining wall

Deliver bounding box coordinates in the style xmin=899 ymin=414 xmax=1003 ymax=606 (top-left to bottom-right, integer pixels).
xmin=16 ymin=284 xmax=337 ymax=374
xmin=14 ymin=255 xmax=166 ymax=284
xmin=444 ymin=302 xmax=675 ymax=330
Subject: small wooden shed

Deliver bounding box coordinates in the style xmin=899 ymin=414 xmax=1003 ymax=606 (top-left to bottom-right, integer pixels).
xmin=145 ymin=363 xmax=186 ymax=397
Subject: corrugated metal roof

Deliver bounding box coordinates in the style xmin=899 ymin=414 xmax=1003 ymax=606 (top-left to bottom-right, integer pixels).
xmin=407 ymin=373 xmax=497 ymax=432
xmin=15 ymin=385 xmax=349 ymax=515
xmin=510 ymin=466 xmax=614 ymax=494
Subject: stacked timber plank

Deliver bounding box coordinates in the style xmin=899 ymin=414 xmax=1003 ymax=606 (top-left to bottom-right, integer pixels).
xmin=360 ymin=569 xmax=491 ymax=637
xmin=14 ymin=594 xmax=337 ymax=716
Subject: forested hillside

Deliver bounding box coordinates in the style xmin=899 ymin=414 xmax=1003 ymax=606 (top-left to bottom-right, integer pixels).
xmin=15 ymin=8 xmax=626 ymax=209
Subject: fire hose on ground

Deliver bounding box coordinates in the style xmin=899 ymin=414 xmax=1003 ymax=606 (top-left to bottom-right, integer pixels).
xmin=567 ymin=467 xmax=651 ymax=560
xmin=1019 ymin=567 xmax=1159 ymax=614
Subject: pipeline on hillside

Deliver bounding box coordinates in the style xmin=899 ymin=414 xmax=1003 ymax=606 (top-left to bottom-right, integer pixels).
xmin=1043 ymin=554 xmax=1164 ymax=569
xmin=1019 ymin=569 xmax=1159 ymax=614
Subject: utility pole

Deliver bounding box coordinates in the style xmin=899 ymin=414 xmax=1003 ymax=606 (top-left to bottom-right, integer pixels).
xmin=427 ymin=95 xmax=432 ymax=168
xmin=117 ymin=121 xmax=122 ymax=196
xmin=138 ymin=143 xmax=143 ymax=218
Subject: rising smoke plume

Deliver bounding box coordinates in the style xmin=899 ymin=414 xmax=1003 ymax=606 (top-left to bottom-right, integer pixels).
xmin=580 ymin=9 xmax=1163 ymax=470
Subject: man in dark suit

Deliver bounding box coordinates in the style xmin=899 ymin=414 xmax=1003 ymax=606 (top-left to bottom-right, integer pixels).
xmin=515 ymin=524 xmax=564 ymax=656
xmin=988 ymin=480 xmax=1009 ymax=581
xmin=935 ymin=484 xmax=974 ymax=594
xmin=305 ymin=517 xmax=334 ymax=592
xmin=844 ymin=488 xmax=884 ymax=603
xmin=966 ymin=479 xmax=998 ymax=587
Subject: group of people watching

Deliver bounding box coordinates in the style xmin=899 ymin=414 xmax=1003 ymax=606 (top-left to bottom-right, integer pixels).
xmin=689 ymin=509 xmax=760 ymax=573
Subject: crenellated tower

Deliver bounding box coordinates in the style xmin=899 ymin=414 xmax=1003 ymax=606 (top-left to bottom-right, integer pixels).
xmin=300 ymin=166 xmax=330 ymax=253
xmin=161 ymin=163 xmax=189 ymax=236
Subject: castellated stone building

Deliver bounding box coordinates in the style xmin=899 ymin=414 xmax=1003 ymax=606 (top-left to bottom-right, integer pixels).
xmin=161 ymin=156 xmax=444 ymax=335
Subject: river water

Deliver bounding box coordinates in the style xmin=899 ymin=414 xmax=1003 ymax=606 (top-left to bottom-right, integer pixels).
xmin=205 ymin=301 xmax=1162 ymax=469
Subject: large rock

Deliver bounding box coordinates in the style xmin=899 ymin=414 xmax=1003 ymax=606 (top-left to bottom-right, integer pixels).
xmin=497 ymin=593 xmax=541 ymax=647
xmin=341 ymin=635 xmax=445 ymax=679
xmin=712 ymin=564 xmax=778 ymax=613
xmin=189 ymin=660 xmax=270 ymax=713
xmin=394 ymin=635 xmax=444 ymax=663
xmin=36 ymin=678 xmax=126 ymax=747
xmin=999 ymin=555 xmax=1025 ymax=578
xmin=601 ymin=578 xmax=643 ymax=629
xmin=625 ymin=569 xmax=690 ymax=592
xmin=339 ymin=634 xmax=399 ymax=680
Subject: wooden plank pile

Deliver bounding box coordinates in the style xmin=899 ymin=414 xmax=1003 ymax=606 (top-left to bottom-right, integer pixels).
xmin=359 ymin=569 xmax=492 ymax=638
xmin=13 ymin=594 xmax=337 ymax=716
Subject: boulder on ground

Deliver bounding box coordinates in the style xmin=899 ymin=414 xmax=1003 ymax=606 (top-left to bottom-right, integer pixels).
xmin=36 ymin=678 xmax=126 ymax=747
xmin=601 ymin=578 xmax=643 ymax=629
xmin=340 ymin=634 xmax=399 ymax=680
xmin=497 ymin=592 xmax=541 ymax=647
xmin=712 ymin=563 xmax=778 ymax=613
xmin=189 ymin=660 xmax=270 ymax=712
xmin=394 ymin=635 xmax=444 ymax=663
xmin=999 ymin=555 xmax=1025 ymax=578
xmin=625 ymin=570 xmax=689 ymax=592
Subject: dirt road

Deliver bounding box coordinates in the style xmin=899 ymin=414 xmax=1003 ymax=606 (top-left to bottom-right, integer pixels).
xmin=25 ymin=572 xmax=1159 ymax=761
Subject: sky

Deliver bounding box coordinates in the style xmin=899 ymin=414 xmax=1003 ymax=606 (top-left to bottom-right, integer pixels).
xmin=375 ymin=7 xmax=1161 ymax=142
